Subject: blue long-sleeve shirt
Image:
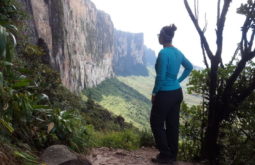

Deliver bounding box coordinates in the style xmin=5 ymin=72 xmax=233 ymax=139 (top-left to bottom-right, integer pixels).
xmin=152 ymin=47 xmax=193 ymax=95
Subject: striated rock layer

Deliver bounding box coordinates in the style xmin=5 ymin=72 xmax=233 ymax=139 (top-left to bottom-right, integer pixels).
xmin=19 ymin=0 xmax=114 ymax=92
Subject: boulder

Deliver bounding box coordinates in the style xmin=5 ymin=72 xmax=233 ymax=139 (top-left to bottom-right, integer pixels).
xmin=41 ymin=145 xmax=77 ymax=165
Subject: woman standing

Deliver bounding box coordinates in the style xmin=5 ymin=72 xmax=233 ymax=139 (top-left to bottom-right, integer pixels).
xmin=150 ymin=24 xmax=193 ymax=164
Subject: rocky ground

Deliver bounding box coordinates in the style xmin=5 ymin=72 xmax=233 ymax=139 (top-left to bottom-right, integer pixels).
xmin=85 ymin=147 xmax=202 ymax=165
xmin=40 ymin=145 xmax=203 ymax=165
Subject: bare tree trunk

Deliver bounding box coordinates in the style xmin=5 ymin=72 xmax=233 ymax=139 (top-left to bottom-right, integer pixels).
xmin=201 ymin=101 xmax=221 ymax=164
xmin=202 ymin=118 xmax=220 ymax=165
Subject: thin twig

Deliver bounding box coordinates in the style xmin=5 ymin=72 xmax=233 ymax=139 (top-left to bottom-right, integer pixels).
xmin=201 ymin=41 xmax=209 ymax=69
xmin=215 ymin=0 xmax=232 ymax=59
xmin=217 ymin=0 xmax=221 ymax=22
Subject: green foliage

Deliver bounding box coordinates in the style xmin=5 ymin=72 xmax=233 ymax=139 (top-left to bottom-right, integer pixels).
xmin=138 ymin=130 xmax=155 ymax=147
xmin=13 ymin=150 xmax=39 ymax=165
xmin=185 ymin=62 xmax=255 ymax=164
xmin=187 ymin=69 xmax=209 ymax=95
xmin=93 ymin=129 xmax=140 ymax=150
xmin=0 ymin=25 xmax=16 ymax=72
xmin=0 ymin=22 xmax=17 ymax=135
xmin=0 ymin=61 xmax=90 ymax=152
xmin=81 ymin=124 xmax=152 ymax=150
xmin=0 ymin=0 xmax=21 ymax=24
xmin=48 ymin=109 xmax=89 ymax=152
xmin=218 ymin=90 xmax=255 ymax=164
xmin=179 ymin=103 xmax=205 ymax=161
xmin=237 ymin=0 xmax=255 ymax=17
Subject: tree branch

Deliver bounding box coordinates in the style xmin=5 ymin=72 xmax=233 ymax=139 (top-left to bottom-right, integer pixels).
xmin=215 ymin=0 xmax=232 ymax=60
xmin=184 ymin=0 xmax=214 ymax=60
xmin=203 ymin=13 xmax=208 ymax=33
xmin=248 ymin=28 xmax=255 ymax=50
xmin=201 ymin=41 xmax=209 ymax=69
xmin=241 ymin=18 xmax=251 ymax=57
xmin=223 ymin=6 xmax=255 ymax=102
xmin=223 ymin=50 xmax=255 ymax=102
xmin=217 ymin=0 xmax=221 ymax=22
xmin=222 ymin=58 xmax=247 ymax=100
xmin=194 ymin=0 xmax=199 ymax=19
xmin=220 ymin=58 xmax=224 ymax=68
xmin=228 ymin=44 xmax=240 ymax=66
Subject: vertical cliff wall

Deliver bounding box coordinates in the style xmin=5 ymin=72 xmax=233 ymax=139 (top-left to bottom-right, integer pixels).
xmin=19 ymin=0 xmax=114 ymax=92
xmin=143 ymin=46 xmax=156 ymax=66
xmin=113 ymin=30 xmax=148 ymax=76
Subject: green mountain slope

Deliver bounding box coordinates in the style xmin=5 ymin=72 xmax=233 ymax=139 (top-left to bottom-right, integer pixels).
xmin=117 ymin=67 xmax=155 ymax=100
xmin=83 ymin=78 xmax=151 ymax=129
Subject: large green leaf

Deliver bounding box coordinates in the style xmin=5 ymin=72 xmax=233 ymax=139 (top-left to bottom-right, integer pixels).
xmin=5 ymin=24 xmax=18 ymax=35
xmin=0 ymin=25 xmax=7 ymax=58
xmin=12 ymin=79 xmax=31 ymax=88
xmin=13 ymin=151 xmax=39 ymax=164
xmin=8 ymin=32 xmax=17 ymax=47
xmin=0 ymin=24 xmax=16 ymax=61
xmin=0 ymin=60 xmax=13 ymax=66
xmin=6 ymin=40 xmax=14 ymax=62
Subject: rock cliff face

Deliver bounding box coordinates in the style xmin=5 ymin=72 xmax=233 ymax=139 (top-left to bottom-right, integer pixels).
xmin=113 ymin=30 xmax=148 ymax=76
xmin=19 ymin=0 xmax=114 ymax=92
xmin=143 ymin=46 xmax=156 ymax=66
xmin=19 ymin=0 xmax=155 ymax=92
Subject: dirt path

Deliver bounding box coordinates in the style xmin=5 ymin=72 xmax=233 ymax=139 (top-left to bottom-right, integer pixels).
xmin=85 ymin=147 xmax=201 ymax=165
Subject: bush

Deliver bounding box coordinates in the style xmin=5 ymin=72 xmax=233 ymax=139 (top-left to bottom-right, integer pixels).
xmin=91 ymin=129 xmax=140 ymax=150
xmin=138 ymin=130 xmax=155 ymax=147
xmin=48 ymin=108 xmax=90 ymax=152
xmin=178 ymin=103 xmax=204 ymax=161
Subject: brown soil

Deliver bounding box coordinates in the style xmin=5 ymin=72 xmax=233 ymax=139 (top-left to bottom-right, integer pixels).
xmin=86 ymin=147 xmax=202 ymax=165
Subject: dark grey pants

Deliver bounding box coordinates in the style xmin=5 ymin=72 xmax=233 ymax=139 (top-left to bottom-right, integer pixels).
xmin=150 ymin=88 xmax=183 ymax=160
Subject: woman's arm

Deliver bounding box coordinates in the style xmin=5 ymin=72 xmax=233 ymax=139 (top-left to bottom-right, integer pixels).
xmin=178 ymin=55 xmax=193 ymax=83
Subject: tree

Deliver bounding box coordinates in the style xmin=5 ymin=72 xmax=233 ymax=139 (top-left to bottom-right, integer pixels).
xmin=183 ymin=0 xmax=255 ymax=164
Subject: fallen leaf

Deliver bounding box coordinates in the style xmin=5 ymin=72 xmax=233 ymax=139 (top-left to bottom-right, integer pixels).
xmin=47 ymin=122 xmax=54 ymax=133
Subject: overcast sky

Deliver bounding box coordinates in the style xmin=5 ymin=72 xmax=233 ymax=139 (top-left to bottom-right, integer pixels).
xmin=91 ymin=0 xmax=247 ymax=67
